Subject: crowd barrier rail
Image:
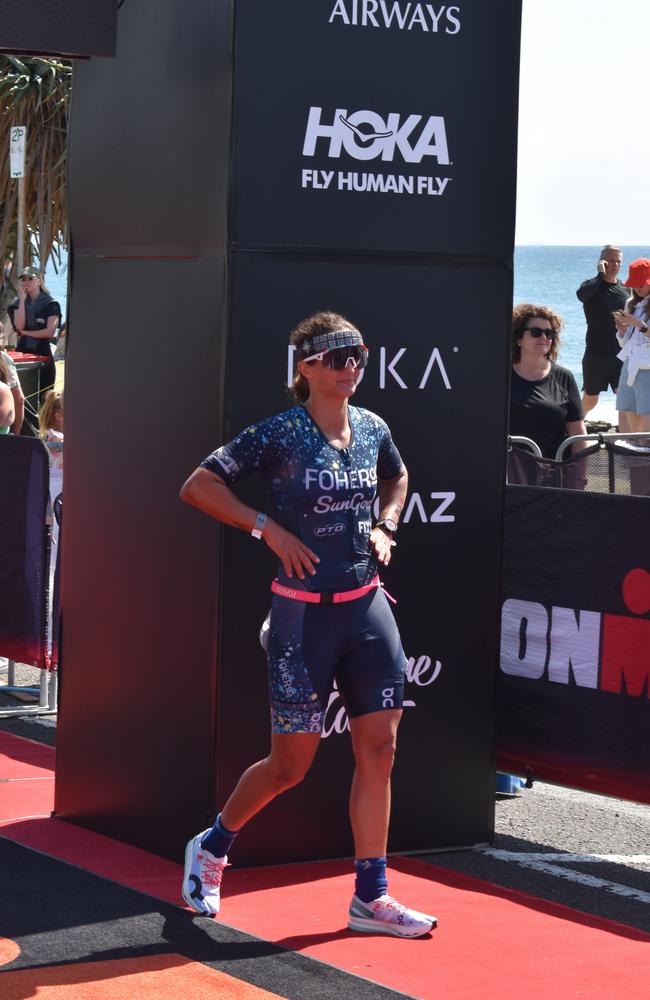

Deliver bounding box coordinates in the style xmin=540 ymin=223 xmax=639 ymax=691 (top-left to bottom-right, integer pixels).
xmin=555 ymin=430 xmax=650 ymax=461
xmin=507 ymin=432 xmax=650 ymax=496
xmin=508 ymin=435 xmax=542 ymax=457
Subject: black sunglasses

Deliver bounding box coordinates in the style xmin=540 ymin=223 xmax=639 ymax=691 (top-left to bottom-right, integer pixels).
xmin=525 ymin=326 xmax=557 ymax=340
xmin=305 ymin=345 xmax=369 ymax=370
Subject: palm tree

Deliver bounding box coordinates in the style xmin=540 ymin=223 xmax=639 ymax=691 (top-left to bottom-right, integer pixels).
xmin=0 ymin=55 xmax=71 ymax=318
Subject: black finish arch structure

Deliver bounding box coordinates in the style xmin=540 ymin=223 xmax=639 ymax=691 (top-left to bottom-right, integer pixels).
xmin=0 ymin=0 xmax=116 ymax=58
xmin=54 ymin=0 xmax=522 ymax=864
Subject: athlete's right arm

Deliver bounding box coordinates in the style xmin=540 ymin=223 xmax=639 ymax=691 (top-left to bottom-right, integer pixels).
xmin=180 ymin=467 xmax=320 ymax=580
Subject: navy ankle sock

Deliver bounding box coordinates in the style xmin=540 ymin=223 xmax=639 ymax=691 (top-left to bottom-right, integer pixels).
xmin=354 ymin=857 xmax=388 ymax=902
xmin=201 ymin=813 xmax=239 ymax=858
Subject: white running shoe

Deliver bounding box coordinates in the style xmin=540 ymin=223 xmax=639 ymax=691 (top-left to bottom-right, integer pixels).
xmin=348 ymin=893 xmax=437 ymax=938
xmin=181 ymin=828 xmax=228 ymax=916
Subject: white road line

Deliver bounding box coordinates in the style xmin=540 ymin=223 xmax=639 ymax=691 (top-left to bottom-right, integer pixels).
xmin=480 ymin=849 xmax=650 ymax=904
xmin=485 ymin=851 xmax=650 ymax=865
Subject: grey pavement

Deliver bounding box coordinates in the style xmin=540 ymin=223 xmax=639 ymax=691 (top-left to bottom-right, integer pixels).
xmin=423 ymin=780 xmax=650 ymax=933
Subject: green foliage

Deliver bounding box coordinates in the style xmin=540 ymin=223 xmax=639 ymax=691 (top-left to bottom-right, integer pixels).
xmin=0 ymin=54 xmax=71 ymax=298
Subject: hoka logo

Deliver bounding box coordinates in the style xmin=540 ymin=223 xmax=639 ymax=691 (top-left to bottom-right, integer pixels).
xmin=303 ymin=107 xmax=450 ymax=165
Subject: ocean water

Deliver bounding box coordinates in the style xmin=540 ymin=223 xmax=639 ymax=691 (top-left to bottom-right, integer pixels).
xmin=43 ymin=244 xmax=648 ymax=419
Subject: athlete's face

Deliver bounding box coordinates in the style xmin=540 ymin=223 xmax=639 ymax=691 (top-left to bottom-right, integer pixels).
xmin=299 ymin=354 xmax=363 ymax=400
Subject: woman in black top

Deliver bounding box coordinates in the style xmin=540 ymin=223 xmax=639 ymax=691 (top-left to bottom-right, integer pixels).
xmin=509 ymin=304 xmax=586 ymax=459
xmin=8 ymin=265 xmax=61 ymax=403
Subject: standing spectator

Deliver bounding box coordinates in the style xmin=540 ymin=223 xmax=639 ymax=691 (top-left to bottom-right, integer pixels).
xmin=0 ymin=337 xmax=25 ymax=434
xmin=7 ymin=266 xmax=61 ymax=405
xmin=510 ymin=304 xmax=587 ymax=459
xmin=614 ymin=259 xmax=650 ymax=434
xmin=576 ymin=245 xmax=629 ymax=426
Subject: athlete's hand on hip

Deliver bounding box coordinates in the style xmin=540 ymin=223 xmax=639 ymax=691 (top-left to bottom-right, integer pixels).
xmin=264 ymin=521 xmax=320 ymax=579
xmin=370 ymin=526 xmax=395 ymax=566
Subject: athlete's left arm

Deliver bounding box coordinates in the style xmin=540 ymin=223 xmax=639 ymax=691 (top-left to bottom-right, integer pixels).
xmin=370 ymin=465 xmax=408 ymax=567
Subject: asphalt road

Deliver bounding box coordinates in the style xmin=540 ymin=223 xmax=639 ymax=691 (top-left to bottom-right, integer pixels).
xmin=2 ymin=712 xmax=649 ymax=936
xmin=424 ymin=780 xmax=650 ymax=934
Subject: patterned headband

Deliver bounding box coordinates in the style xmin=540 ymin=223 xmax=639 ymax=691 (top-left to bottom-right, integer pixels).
xmin=298 ymin=329 xmax=364 ymax=356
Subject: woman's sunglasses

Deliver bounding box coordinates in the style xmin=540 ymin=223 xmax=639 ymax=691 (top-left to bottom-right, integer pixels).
xmin=525 ymin=327 xmax=557 ymax=340
xmin=303 ymin=345 xmax=369 ymax=370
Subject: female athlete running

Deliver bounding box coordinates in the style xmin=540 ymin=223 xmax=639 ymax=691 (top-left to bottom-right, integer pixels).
xmin=180 ymin=311 xmax=436 ymax=937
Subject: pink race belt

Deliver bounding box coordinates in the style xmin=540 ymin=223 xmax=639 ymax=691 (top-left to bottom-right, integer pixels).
xmin=271 ymin=575 xmax=383 ymax=605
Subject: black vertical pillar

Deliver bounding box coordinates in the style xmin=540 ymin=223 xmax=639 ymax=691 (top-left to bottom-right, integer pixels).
xmin=54 ymin=0 xmax=234 ymax=858
xmin=55 ymin=0 xmax=521 ymax=863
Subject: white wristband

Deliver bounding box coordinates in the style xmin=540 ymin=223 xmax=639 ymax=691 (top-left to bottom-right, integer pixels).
xmin=251 ymin=512 xmax=268 ymax=540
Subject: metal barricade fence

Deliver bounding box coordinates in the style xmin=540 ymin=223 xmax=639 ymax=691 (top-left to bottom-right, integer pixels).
xmin=508 ymin=435 xmax=542 ymax=457
xmin=507 ymin=437 xmax=559 ymax=488
xmin=507 ymin=432 xmax=650 ymax=496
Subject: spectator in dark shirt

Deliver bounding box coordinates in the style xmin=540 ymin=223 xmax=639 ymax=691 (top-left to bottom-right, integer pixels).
xmin=7 ymin=266 xmax=61 ymax=405
xmin=576 ymin=245 xmax=628 ymax=427
xmin=510 ymin=304 xmax=587 ymax=459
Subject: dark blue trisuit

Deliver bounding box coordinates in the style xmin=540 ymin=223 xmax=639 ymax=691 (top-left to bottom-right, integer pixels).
xmin=201 ymin=404 xmax=407 ymax=734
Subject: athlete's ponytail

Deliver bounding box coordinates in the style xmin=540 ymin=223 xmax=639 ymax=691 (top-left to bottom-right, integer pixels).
xmin=291 ymin=370 xmax=310 ymax=404
xmin=288 ymin=310 xmax=361 ymax=404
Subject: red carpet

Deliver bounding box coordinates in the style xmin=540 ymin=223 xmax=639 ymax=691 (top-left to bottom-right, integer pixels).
xmin=220 ymin=859 xmax=650 ymax=999
xmin=2 ymin=730 xmax=649 ymax=1000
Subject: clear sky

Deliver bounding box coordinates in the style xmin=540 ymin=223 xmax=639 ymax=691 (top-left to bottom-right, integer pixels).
xmin=516 ymin=0 xmax=650 ymax=245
